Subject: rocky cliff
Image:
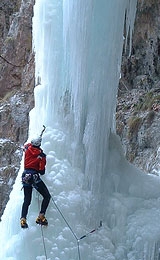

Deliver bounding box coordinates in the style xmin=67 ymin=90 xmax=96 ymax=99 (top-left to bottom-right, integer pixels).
xmin=0 ymin=0 xmax=160 ymax=218
xmin=0 ymin=0 xmax=35 ymax=218
xmin=117 ymin=0 xmax=160 ymax=174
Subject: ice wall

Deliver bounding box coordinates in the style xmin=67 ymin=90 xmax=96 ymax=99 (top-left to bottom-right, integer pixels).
xmin=30 ymin=0 xmax=160 ymax=258
xmin=33 ymin=0 xmax=137 ymax=198
xmin=2 ymin=0 xmax=160 ymax=259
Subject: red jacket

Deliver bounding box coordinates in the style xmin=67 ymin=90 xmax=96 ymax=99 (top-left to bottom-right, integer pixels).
xmin=24 ymin=143 xmax=46 ymax=174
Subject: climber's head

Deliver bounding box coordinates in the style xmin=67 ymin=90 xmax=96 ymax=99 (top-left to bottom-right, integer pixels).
xmin=31 ymin=136 xmax=42 ymax=147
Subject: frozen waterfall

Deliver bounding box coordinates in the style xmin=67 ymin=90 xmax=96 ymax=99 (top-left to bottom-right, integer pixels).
xmin=1 ymin=0 xmax=160 ymax=259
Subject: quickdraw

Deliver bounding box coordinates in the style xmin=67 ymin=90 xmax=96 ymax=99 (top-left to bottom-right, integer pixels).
xmin=78 ymin=220 xmax=103 ymax=241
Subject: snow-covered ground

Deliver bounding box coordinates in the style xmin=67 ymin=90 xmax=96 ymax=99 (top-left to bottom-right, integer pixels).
xmin=1 ymin=126 xmax=160 ymax=260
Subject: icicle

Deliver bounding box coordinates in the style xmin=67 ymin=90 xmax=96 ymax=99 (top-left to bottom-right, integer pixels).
xmin=124 ymin=0 xmax=137 ymax=56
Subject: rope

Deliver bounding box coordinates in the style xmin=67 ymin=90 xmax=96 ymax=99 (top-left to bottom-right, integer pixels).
xmin=77 ymin=240 xmax=81 ymax=260
xmin=51 ymin=196 xmax=81 ymax=260
xmin=40 ymin=225 xmax=48 ymax=260
xmin=51 ymin=195 xmax=102 ymax=260
xmin=36 ymin=192 xmax=102 ymax=260
xmin=37 ymin=193 xmax=48 ymax=260
xmin=51 ymin=196 xmax=78 ymax=241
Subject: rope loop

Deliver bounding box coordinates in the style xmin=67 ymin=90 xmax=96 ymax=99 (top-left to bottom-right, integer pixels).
xmin=36 ymin=193 xmax=102 ymax=260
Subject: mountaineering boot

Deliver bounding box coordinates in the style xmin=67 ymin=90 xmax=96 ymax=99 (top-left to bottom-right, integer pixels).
xmin=20 ymin=218 xmax=28 ymax=228
xmin=36 ymin=213 xmax=48 ymax=226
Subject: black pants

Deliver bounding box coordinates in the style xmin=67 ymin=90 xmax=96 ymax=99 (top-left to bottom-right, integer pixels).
xmin=21 ymin=180 xmax=51 ymax=219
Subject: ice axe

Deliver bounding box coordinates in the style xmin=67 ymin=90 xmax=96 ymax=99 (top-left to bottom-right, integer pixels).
xmin=40 ymin=125 xmax=46 ymax=137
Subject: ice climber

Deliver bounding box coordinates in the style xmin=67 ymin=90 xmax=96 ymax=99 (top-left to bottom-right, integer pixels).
xmin=20 ymin=135 xmax=51 ymax=228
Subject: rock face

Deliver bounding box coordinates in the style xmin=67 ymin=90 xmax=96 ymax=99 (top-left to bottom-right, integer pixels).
xmin=0 ymin=0 xmax=35 ymax=218
xmin=117 ymin=0 xmax=160 ymax=174
xmin=0 ymin=0 xmax=35 ymax=99
xmin=116 ymin=88 xmax=160 ymax=173
xmin=0 ymin=0 xmax=160 ymax=219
